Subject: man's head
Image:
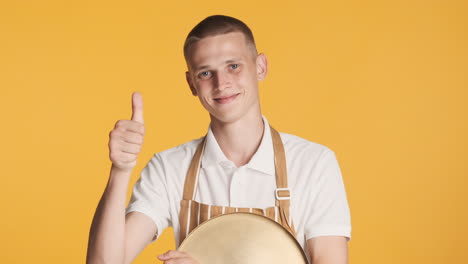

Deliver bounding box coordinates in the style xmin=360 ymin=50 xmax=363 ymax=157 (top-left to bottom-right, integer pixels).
xmin=183 ymin=15 xmax=258 ymax=63
xmin=184 ymin=15 xmax=267 ymax=124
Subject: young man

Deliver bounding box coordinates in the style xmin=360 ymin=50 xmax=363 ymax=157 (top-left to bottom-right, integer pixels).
xmin=87 ymin=15 xmax=351 ymax=264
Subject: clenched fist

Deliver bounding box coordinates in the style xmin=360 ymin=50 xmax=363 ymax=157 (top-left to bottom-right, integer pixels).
xmin=108 ymin=92 xmax=145 ymax=171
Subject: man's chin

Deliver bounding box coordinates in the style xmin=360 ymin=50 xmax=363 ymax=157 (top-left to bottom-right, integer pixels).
xmin=208 ymin=111 xmax=243 ymax=125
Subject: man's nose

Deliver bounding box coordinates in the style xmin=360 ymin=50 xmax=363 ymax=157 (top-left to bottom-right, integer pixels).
xmin=214 ymin=71 xmax=231 ymax=91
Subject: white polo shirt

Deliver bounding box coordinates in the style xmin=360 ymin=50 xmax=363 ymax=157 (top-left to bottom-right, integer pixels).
xmin=125 ymin=116 xmax=351 ymax=254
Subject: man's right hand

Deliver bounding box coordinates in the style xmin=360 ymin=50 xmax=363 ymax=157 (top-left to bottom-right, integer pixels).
xmin=108 ymin=92 xmax=145 ymax=171
xmin=87 ymin=92 xmax=155 ymax=264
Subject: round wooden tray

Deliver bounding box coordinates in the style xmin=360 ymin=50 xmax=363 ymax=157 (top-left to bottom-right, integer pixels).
xmin=178 ymin=212 xmax=308 ymax=264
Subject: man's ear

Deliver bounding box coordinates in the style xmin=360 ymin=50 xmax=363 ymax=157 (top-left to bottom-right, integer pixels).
xmin=185 ymin=71 xmax=198 ymax=96
xmin=256 ymin=53 xmax=268 ymax=81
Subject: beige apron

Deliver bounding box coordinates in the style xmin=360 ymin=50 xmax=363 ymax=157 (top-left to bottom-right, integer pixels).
xmin=178 ymin=126 xmax=296 ymax=244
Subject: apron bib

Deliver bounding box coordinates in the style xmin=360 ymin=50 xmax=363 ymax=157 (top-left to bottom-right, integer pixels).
xmin=178 ymin=126 xmax=296 ymax=244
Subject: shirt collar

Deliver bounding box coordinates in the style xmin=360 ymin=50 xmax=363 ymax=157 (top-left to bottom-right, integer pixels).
xmin=201 ymin=116 xmax=275 ymax=176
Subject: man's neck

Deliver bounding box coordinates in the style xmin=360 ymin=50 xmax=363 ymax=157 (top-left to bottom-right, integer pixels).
xmin=210 ymin=113 xmax=264 ymax=168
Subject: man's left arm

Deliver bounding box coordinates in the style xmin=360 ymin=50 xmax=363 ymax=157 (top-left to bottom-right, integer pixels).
xmin=302 ymin=149 xmax=351 ymax=264
xmin=307 ymin=236 xmax=348 ymax=264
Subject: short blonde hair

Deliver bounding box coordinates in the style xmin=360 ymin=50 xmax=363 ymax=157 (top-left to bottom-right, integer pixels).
xmin=183 ymin=15 xmax=258 ymax=61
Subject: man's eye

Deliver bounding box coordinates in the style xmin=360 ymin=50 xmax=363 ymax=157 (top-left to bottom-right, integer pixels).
xmin=198 ymin=71 xmax=211 ymax=79
xmin=230 ymin=64 xmax=239 ymax=69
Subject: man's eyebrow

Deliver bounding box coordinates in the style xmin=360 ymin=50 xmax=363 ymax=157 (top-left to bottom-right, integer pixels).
xmin=194 ymin=65 xmax=210 ymax=72
xmin=194 ymin=58 xmax=243 ymax=72
xmin=225 ymin=58 xmax=242 ymax=64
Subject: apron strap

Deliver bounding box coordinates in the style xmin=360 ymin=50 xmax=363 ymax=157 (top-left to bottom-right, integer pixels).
xmin=270 ymin=126 xmax=295 ymax=234
xmin=182 ymin=136 xmax=206 ymax=201
xmin=270 ymin=126 xmax=289 ymax=195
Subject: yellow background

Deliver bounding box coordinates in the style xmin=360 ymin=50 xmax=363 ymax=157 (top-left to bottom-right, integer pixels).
xmin=1 ymin=0 xmax=467 ymax=263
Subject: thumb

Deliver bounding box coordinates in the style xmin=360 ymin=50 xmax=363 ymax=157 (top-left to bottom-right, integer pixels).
xmin=131 ymin=92 xmax=144 ymax=124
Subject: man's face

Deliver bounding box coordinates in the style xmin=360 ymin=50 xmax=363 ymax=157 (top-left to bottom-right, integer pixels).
xmin=185 ymin=31 xmax=267 ymax=123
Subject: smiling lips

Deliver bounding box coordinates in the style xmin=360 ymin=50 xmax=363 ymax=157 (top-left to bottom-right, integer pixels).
xmin=214 ymin=93 xmax=240 ymax=104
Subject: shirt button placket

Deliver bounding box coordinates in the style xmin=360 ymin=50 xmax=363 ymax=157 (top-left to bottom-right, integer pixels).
xmin=230 ymin=168 xmax=240 ymax=207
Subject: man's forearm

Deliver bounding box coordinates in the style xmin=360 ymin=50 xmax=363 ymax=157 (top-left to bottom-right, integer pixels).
xmin=86 ymin=165 xmax=132 ymax=264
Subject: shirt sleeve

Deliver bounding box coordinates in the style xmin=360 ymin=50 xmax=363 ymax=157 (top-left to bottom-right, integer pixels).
xmin=304 ymin=149 xmax=352 ymax=241
xmin=125 ymin=154 xmax=171 ymax=242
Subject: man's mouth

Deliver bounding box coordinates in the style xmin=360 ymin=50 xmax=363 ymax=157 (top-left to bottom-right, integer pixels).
xmin=214 ymin=93 xmax=240 ymax=104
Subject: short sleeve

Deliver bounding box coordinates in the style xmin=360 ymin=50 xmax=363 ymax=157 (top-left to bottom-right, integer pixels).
xmin=125 ymin=154 xmax=171 ymax=242
xmin=304 ymin=150 xmax=352 ymax=241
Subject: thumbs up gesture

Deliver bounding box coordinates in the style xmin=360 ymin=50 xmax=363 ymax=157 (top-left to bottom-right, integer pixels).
xmin=108 ymin=92 xmax=145 ymax=171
